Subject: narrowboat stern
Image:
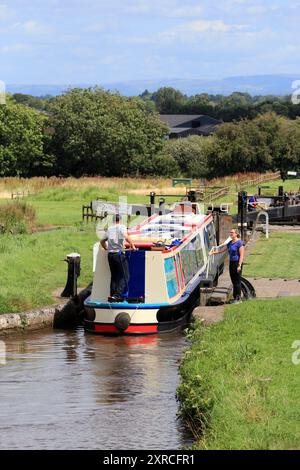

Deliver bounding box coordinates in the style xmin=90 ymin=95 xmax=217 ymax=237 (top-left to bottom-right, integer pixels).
xmin=84 ymin=202 xmax=227 ymax=335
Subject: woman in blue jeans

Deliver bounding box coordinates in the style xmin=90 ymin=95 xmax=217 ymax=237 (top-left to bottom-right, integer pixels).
xmin=211 ymin=229 xmax=245 ymax=304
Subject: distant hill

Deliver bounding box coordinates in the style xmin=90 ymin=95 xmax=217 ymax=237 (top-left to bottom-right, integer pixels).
xmin=6 ymin=74 xmax=300 ymax=97
xmin=6 ymin=84 xmax=85 ymax=97
xmin=103 ymin=75 xmax=300 ymax=97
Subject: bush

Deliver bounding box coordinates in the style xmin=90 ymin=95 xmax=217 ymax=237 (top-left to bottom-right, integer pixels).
xmin=0 ymin=201 xmax=36 ymax=234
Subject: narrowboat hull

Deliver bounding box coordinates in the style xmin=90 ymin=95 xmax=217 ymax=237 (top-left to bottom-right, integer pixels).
xmin=84 ymin=274 xmax=202 ymax=335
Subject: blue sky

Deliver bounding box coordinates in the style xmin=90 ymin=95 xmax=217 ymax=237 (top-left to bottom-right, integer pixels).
xmin=0 ymin=0 xmax=300 ymax=84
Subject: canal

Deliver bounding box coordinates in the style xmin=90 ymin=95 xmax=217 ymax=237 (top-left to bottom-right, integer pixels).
xmin=0 ymin=328 xmax=191 ymax=450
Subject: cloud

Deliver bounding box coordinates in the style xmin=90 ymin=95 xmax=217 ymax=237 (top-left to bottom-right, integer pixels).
xmin=0 ymin=43 xmax=32 ymax=53
xmin=245 ymin=4 xmax=281 ymax=14
xmin=120 ymin=0 xmax=204 ymax=18
xmin=0 ymin=4 xmax=13 ymax=21
xmin=168 ymin=6 xmax=204 ymax=17
xmin=119 ymin=19 xmax=249 ymax=46
xmin=159 ymin=18 xmax=249 ymax=44
xmin=178 ymin=19 xmax=244 ymax=32
xmin=216 ymin=0 xmax=282 ymax=14
xmin=11 ymin=20 xmax=52 ymax=35
xmin=85 ymin=22 xmax=107 ymax=33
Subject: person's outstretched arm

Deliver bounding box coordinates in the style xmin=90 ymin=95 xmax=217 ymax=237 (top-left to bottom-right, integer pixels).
xmin=210 ymin=244 xmax=228 ymax=255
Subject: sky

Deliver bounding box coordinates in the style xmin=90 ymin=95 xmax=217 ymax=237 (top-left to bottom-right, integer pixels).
xmin=0 ymin=0 xmax=300 ymax=84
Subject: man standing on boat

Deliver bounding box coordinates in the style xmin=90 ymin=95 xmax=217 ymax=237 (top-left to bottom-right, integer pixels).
xmin=101 ymin=214 xmax=136 ymax=302
xmin=211 ymin=228 xmax=245 ymax=304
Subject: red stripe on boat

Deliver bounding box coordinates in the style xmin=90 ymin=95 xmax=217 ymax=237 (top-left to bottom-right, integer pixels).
xmin=131 ymin=213 xmax=158 ymax=232
xmin=177 ymin=254 xmax=185 ymax=289
xmin=94 ymin=324 xmax=158 ymax=334
xmin=174 ymin=257 xmax=180 ymax=293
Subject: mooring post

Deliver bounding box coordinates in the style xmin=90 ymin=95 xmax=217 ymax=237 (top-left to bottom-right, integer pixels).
xmin=238 ymin=191 xmax=248 ymax=239
xmin=278 ymin=186 xmax=284 ymax=198
xmin=187 ymin=190 xmax=197 ymax=202
xmin=149 ymin=192 xmax=156 ymax=217
xmin=159 ymin=197 xmax=165 ymax=216
xmin=61 ymin=253 xmax=81 ymax=298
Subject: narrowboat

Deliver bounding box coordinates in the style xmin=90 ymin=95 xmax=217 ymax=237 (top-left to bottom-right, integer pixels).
xmin=84 ymin=202 xmax=227 ymax=335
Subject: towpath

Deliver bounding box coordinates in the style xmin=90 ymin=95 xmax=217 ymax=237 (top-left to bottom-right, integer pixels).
xmin=193 ymin=226 xmax=300 ymax=325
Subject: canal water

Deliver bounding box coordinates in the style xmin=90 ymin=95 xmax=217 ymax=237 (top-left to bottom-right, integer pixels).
xmin=0 ymin=328 xmax=191 ymax=450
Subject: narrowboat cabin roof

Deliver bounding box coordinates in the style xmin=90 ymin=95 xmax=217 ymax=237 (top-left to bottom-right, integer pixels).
xmin=127 ymin=202 xmax=208 ymax=250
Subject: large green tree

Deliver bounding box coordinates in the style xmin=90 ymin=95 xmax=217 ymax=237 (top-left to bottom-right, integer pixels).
xmin=207 ymin=113 xmax=283 ymax=177
xmin=0 ymin=98 xmax=53 ymax=176
xmin=273 ymin=117 xmax=300 ymax=173
xmin=48 ymin=87 xmax=168 ymax=176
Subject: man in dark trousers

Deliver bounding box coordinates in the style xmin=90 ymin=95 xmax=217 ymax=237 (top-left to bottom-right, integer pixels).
xmin=101 ymin=214 xmax=136 ymax=302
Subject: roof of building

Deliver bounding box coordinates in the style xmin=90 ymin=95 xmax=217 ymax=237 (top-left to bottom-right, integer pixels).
xmin=160 ymin=114 xmax=222 ymax=137
xmin=160 ymin=114 xmax=221 ymax=128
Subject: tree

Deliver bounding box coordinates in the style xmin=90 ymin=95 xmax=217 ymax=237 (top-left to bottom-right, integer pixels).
xmin=12 ymin=93 xmax=50 ymax=111
xmin=207 ymin=122 xmax=250 ymax=176
xmin=183 ymin=94 xmax=216 ymax=116
xmin=0 ymin=98 xmax=53 ymax=176
xmin=206 ymin=113 xmax=283 ymax=177
xmin=273 ymin=117 xmax=300 ymax=173
xmin=152 ymin=87 xmax=187 ymax=114
xmin=163 ymin=136 xmax=214 ymax=178
xmin=48 ymin=87 xmax=168 ymax=176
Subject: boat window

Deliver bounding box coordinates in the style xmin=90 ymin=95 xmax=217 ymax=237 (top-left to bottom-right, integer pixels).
xmin=204 ymin=229 xmax=210 ymax=250
xmin=181 ymin=236 xmax=204 ymax=285
xmin=205 ymin=222 xmax=217 ymax=249
xmin=164 ymin=257 xmax=180 ymax=298
xmin=194 ymin=235 xmax=204 ymax=269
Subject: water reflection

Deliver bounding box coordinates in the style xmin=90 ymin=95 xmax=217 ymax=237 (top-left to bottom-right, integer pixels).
xmin=0 ymin=328 xmax=192 ymax=450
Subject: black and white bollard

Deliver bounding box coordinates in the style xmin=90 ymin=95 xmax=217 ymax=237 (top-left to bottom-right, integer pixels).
xmin=61 ymin=253 xmax=81 ymax=298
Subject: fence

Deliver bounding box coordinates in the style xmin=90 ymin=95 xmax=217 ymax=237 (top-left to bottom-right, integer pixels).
xmin=202 ymin=186 xmax=231 ymax=203
xmin=238 ymin=171 xmax=281 ymax=190
xmin=82 ymin=198 xmax=110 ymax=223
xmin=11 ymin=191 xmax=31 ymax=199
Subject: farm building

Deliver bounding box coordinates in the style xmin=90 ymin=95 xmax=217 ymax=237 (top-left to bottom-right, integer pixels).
xmin=160 ymin=114 xmax=222 ymax=139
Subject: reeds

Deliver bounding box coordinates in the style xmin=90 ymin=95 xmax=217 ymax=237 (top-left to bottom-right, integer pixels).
xmin=0 ymin=172 xmax=278 ymax=196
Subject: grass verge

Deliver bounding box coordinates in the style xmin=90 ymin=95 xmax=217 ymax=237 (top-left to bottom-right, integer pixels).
xmin=244 ymin=233 xmax=300 ymax=279
xmin=0 ymin=227 xmax=96 ymax=314
xmin=177 ymin=298 xmax=300 ymax=449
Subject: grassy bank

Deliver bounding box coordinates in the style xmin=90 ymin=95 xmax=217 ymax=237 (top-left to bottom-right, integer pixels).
xmin=178 ymin=298 xmax=300 ymax=449
xmin=1 ymin=176 xmax=299 ymax=223
xmin=244 ymin=233 xmax=300 ymax=279
xmin=0 ymin=227 xmax=96 ymax=314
